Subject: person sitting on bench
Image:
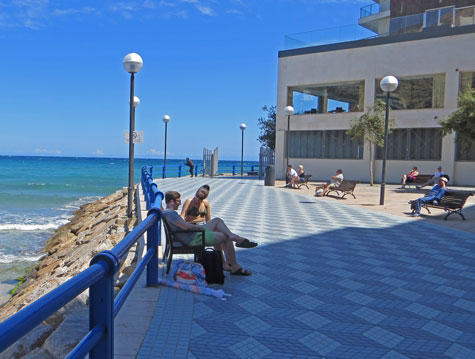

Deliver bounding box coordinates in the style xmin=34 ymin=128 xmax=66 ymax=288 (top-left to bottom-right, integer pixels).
xmin=286 ymin=165 xmax=299 ymax=188
xmin=291 ymin=165 xmax=305 ymax=188
xmin=416 ymin=166 xmax=445 ymax=189
xmin=410 ymin=175 xmax=449 ymax=217
xmin=163 ymin=190 xmax=257 ymax=276
xmin=315 ymin=169 xmax=344 ymax=196
xmin=400 ymin=166 xmax=419 ymax=189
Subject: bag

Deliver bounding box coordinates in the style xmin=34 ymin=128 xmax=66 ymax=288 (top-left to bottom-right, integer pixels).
xmin=173 ymin=260 xmax=207 ymax=286
xmin=198 ymin=248 xmax=225 ymax=285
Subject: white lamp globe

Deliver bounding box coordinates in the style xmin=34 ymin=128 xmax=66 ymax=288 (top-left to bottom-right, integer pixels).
xmin=380 ymin=76 xmax=399 ymax=92
xmin=284 ymin=106 xmax=294 ymax=116
xmin=130 ymin=96 xmax=140 ymax=108
xmin=240 ymin=123 xmax=247 ymax=131
xmin=123 ymin=53 xmax=143 ymax=74
xmin=162 ymin=115 xmax=171 ymax=124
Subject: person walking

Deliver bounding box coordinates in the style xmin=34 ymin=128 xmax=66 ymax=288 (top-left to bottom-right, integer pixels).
xmin=185 ymin=157 xmax=194 ymax=177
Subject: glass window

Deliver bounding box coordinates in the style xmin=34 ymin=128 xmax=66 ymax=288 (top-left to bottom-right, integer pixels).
xmin=289 ymin=130 xmax=363 ymax=159
xmin=375 ymin=74 xmax=445 ymax=110
xmin=456 ymin=140 xmax=475 ymax=161
xmin=424 ymin=6 xmax=454 ymax=28
xmin=376 ymin=128 xmax=442 ymax=160
xmin=289 ymin=81 xmax=364 ymax=115
xmin=460 ymin=71 xmax=475 ymax=92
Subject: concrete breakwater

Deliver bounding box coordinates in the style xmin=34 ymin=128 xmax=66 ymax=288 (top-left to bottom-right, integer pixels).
xmin=0 ymin=188 xmax=140 ymax=358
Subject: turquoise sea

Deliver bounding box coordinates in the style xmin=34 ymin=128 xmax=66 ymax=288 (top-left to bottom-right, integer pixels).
xmin=0 ymin=156 xmax=258 ymax=294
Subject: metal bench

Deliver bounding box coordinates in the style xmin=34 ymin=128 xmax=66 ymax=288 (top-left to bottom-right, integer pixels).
xmin=326 ymin=180 xmax=358 ymax=199
xmin=405 ymin=174 xmax=433 ymax=188
xmin=410 ymin=190 xmax=474 ymax=220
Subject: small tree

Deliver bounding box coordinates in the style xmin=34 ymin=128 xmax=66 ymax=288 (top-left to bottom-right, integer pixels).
xmin=257 ymin=105 xmax=276 ymax=150
xmin=441 ymin=88 xmax=475 ymax=150
xmin=347 ymin=100 xmax=392 ymax=185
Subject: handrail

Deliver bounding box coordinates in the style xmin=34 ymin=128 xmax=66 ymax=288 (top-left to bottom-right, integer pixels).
xmin=146 ymin=163 xmax=259 ymax=179
xmin=0 ymin=167 xmax=164 ymax=359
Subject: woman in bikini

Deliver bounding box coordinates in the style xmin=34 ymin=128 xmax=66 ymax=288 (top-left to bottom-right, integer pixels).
xmin=181 ymin=185 xmax=252 ymax=275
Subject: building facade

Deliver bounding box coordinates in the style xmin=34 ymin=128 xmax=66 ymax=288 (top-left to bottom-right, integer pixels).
xmin=276 ymin=0 xmax=475 ymax=185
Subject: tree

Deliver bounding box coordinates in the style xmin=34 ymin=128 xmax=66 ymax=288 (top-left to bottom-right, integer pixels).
xmin=347 ymin=100 xmax=392 ymax=186
xmin=257 ymin=105 xmax=276 ymax=150
xmin=441 ymin=88 xmax=475 ymax=150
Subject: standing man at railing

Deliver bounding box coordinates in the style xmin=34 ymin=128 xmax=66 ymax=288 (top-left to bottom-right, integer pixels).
xmin=185 ymin=157 xmax=194 ymax=177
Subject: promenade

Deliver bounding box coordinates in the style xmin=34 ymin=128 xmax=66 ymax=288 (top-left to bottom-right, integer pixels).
xmin=117 ymin=177 xmax=475 ymax=359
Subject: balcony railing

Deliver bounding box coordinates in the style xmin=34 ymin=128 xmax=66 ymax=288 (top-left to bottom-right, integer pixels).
xmin=360 ymin=3 xmax=380 ymax=18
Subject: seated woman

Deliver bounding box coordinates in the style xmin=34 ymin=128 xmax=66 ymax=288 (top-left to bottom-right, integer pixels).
xmin=181 ymin=185 xmax=211 ymax=224
xmin=291 ymin=165 xmax=305 ymax=187
xmin=180 ymin=185 xmax=239 ymax=273
xmin=400 ymin=166 xmax=419 ymax=189
xmin=315 ymin=169 xmax=343 ymax=196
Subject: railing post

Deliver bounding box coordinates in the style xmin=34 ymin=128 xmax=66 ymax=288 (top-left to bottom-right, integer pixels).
xmin=195 ymin=165 xmax=198 ymax=177
xmin=162 ymin=165 xmax=166 ymax=179
xmin=251 ymin=165 xmax=254 ymax=172
xmin=232 ymin=165 xmax=235 ymax=176
xmin=178 ymin=165 xmax=182 ymax=177
xmin=150 ymin=165 xmax=153 ymax=178
xmin=89 ymin=251 xmax=120 ymax=359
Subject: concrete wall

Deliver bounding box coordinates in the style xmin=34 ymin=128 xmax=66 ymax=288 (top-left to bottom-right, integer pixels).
xmin=276 ymin=31 xmax=475 ymax=185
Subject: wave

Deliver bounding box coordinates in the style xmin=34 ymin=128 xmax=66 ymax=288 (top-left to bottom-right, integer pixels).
xmin=0 ymin=219 xmax=69 ymax=232
xmin=0 ymin=253 xmax=44 ymax=264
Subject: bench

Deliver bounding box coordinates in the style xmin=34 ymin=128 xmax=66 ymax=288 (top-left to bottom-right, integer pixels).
xmin=162 ymin=213 xmax=206 ymax=274
xmin=405 ymin=174 xmax=433 ymax=188
xmin=295 ymin=174 xmax=312 ymax=189
xmin=247 ymin=171 xmax=258 ymax=176
xmin=411 ymin=190 xmax=474 ymax=220
xmin=326 ymin=180 xmax=358 ymax=199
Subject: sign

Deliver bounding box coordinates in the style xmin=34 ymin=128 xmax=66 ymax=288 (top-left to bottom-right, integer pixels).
xmin=124 ymin=131 xmax=144 ymax=144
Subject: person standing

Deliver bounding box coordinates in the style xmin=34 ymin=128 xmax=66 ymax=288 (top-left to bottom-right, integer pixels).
xmin=185 ymin=157 xmax=194 ymax=177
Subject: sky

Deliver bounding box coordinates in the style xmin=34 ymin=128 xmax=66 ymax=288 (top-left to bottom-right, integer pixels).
xmin=0 ymin=0 xmax=368 ymax=160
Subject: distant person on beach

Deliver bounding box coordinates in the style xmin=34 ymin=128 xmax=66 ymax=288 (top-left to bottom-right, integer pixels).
xmin=416 ymin=166 xmax=445 ymax=189
xmin=181 ymin=185 xmax=211 ymax=224
xmin=185 ymin=157 xmax=194 ymax=177
xmin=400 ymin=166 xmax=419 ymax=189
xmin=315 ymin=169 xmax=344 ymax=196
xmin=163 ymin=190 xmax=257 ymax=276
xmin=409 ymin=175 xmax=449 ymax=217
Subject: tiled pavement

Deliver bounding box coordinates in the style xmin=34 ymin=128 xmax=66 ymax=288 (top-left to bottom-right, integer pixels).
xmin=134 ymin=177 xmax=475 ymax=359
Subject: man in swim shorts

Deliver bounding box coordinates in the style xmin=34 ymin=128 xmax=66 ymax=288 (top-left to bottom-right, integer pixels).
xmin=162 ymin=191 xmax=258 ymax=276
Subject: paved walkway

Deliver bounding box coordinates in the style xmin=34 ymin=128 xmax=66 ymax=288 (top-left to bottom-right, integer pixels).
xmin=121 ymin=177 xmax=475 ymax=359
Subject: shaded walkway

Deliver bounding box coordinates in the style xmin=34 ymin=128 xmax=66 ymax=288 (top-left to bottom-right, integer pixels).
xmin=133 ymin=177 xmax=475 ymax=359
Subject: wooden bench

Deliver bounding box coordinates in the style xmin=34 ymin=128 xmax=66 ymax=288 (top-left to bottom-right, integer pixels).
xmin=162 ymin=213 xmax=206 ymax=274
xmin=295 ymin=174 xmax=312 ymax=189
xmin=326 ymin=180 xmax=358 ymax=199
xmin=411 ymin=190 xmax=474 ymax=220
xmin=405 ymin=174 xmax=433 ymax=188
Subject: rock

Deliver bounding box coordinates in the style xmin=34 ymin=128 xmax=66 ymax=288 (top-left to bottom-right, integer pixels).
xmin=21 ymin=348 xmax=55 ymax=359
xmin=0 ymin=323 xmax=53 ymax=359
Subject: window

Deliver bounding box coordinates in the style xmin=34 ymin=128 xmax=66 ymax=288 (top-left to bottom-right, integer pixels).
xmin=376 ymin=128 xmax=442 ymax=160
xmin=456 ymin=139 xmax=475 ymax=161
xmin=460 ymin=71 xmax=475 ymax=92
xmin=289 ymin=130 xmax=363 ymax=159
xmin=375 ymin=74 xmax=445 ymax=110
xmin=424 ymin=6 xmax=454 ymax=28
xmin=289 ymin=81 xmax=364 ymax=115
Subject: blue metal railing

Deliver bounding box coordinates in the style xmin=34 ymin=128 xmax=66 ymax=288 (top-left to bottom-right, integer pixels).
xmin=149 ymin=164 xmax=259 ymax=179
xmin=0 ymin=168 xmax=164 ymax=359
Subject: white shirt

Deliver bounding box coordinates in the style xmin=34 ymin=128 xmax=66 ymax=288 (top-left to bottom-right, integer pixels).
xmin=287 ymin=168 xmax=298 ymax=178
xmin=434 ymin=171 xmax=444 ymax=178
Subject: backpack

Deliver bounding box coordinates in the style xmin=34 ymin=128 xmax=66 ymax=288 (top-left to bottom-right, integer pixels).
xmin=197 ymin=248 xmax=225 ymax=285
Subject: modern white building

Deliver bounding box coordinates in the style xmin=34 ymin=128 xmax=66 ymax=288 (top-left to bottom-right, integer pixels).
xmin=276 ymin=0 xmax=475 ymax=185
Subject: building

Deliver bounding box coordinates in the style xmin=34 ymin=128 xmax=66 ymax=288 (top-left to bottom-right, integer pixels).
xmin=276 ymin=0 xmax=475 ymax=185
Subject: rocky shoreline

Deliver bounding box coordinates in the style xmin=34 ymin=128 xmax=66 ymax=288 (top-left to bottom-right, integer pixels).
xmin=0 ymin=188 xmax=140 ymax=358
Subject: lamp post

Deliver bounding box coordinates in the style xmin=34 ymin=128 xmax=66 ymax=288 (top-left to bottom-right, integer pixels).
xmin=379 ymin=75 xmax=398 ymax=206
xmin=240 ymin=123 xmax=246 ymax=176
xmin=123 ymin=52 xmax=143 ymax=218
xmin=162 ymin=115 xmax=171 ymax=178
xmin=284 ymin=106 xmax=294 ymax=181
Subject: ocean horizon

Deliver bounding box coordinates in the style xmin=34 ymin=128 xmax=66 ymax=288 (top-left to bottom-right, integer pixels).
xmin=0 ymin=155 xmax=259 ymax=301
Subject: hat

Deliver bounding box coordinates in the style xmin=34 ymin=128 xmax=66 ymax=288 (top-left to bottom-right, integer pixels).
xmin=440 ymin=177 xmax=448 ymax=183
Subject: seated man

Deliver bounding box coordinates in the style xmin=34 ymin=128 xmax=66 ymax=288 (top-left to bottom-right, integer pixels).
xmin=291 ymin=165 xmax=305 ymax=188
xmin=315 ymin=169 xmax=344 ymax=196
xmin=416 ymin=166 xmax=444 ymax=189
xmin=162 ymin=191 xmax=257 ymax=276
xmin=409 ymin=175 xmax=449 ymax=217
xmin=286 ymin=165 xmax=299 ymax=188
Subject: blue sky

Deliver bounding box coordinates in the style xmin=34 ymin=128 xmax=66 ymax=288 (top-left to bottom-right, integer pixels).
xmin=0 ymin=0 xmax=368 ymax=160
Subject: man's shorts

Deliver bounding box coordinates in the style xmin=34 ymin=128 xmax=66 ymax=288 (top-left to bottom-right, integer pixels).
xmin=189 ymin=227 xmax=216 ymax=246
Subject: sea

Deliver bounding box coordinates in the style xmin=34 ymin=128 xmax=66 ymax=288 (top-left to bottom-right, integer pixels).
xmin=0 ymin=155 xmax=258 ymax=301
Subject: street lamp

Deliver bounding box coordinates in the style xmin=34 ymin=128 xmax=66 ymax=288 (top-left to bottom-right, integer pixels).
xmin=284 ymin=106 xmax=294 ymax=181
xmin=162 ymin=115 xmax=171 ymax=178
xmin=240 ymin=123 xmax=246 ymax=176
xmin=379 ymin=75 xmax=398 ymax=205
xmin=123 ymin=52 xmax=143 ymax=218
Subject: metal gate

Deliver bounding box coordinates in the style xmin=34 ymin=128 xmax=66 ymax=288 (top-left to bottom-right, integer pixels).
xmin=203 ymin=147 xmax=219 ymax=177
